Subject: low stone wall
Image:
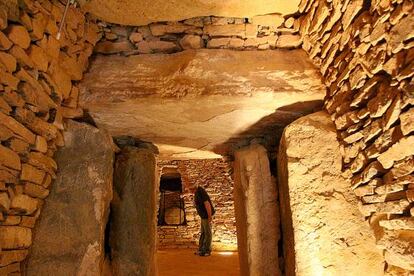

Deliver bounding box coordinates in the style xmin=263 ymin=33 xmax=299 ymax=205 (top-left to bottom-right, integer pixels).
xmin=297 ymin=0 xmax=414 ymax=272
xmin=93 ymin=14 xmax=302 ymax=55
xmin=157 ymin=159 xmax=237 ymax=251
xmin=0 ymin=1 xmax=99 ymax=274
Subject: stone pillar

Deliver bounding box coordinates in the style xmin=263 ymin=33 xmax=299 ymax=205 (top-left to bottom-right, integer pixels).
xmin=233 ymin=144 xmax=280 ymax=276
xmin=25 ymin=121 xmax=114 ymax=275
xmin=110 ymin=147 xmax=157 ymax=276
xmin=277 ymin=111 xmax=384 ymax=275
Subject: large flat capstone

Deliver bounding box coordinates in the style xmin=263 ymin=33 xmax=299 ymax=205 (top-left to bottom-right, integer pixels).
xmin=80 ymin=49 xmax=325 ymax=159
xmin=25 ymin=121 xmax=114 ymax=275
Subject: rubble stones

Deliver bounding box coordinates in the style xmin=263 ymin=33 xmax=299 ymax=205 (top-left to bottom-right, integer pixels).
xmin=0 ymin=0 xmax=98 ymax=269
xmin=297 ymin=0 xmax=414 ymax=271
xmin=93 ymin=15 xmax=301 ymax=56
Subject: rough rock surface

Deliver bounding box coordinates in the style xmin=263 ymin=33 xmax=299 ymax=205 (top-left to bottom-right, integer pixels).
xmin=110 ymin=147 xmax=157 ymax=276
xmin=78 ymin=0 xmax=300 ymax=25
xmin=80 ymin=49 xmax=325 ymax=158
xmin=25 ymin=121 xmax=114 ymax=275
xmin=297 ymin=0 xmax=414 ymax=271
xmin=277 ymin=111 xmax=385 ymax=275
xmin=0 ymin=1 xmax=98 ymax=270
xmin=233 ymin=144 xmax=280 ymax=276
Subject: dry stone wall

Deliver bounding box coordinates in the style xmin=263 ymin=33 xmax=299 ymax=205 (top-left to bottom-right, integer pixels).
xmin=93 ymin=14 xmax=302 ymax=55
xmin=297 ymin=0 xmax=414 ymax=272
xmin=0 ymin=0 xmax=99 ymax=274
xmin=157 ymin=159 xmax=237 ymax=251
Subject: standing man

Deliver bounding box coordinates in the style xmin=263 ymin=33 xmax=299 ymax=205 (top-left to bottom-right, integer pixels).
xmin=191 ymin=185 xmax=215 ymax=256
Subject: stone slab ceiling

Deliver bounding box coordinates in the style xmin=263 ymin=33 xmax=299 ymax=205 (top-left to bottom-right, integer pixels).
xmin=79 ymin=49 xmax=326 ymax=159
xmin=78 ymin=0 xmax=300 ymax=25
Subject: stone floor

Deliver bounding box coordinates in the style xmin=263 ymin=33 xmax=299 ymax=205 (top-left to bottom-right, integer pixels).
xmin=157 ymin=249 xmax=240 ymax=276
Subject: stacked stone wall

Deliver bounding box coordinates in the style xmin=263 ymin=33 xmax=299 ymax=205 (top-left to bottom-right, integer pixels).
xmin=93 ymin=14 xmax=302 ymax=55
xmin=157 ymin=159 xmax=237 ymax=251
xmin=297 ymin=0 xmax=414 ymax=272
xmin=0 ymin=1 xmax=99 ymax=274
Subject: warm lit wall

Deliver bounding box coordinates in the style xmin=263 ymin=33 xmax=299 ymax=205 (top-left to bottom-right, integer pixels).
xmin=297 ymin=0 xmax=414 ymax=272
xmin=157 ymin=159 xmax=237 ymax=251
xmin=93 ymin=14 xmax=302 ymax=56
xmin=0 ymin=1 xmax=99 ymax=274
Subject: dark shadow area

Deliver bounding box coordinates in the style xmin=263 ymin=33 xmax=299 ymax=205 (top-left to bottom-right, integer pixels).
xmin=114 ymin=135 xmax=160 ymax=154
xmin=213 ymin=100 xmax=324 ymax=157
xmin=158 ymin=172 xmax=187 ymax=226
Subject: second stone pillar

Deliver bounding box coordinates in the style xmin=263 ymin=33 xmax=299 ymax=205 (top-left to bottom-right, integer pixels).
xmin=233 ymin=144 xmax=280 ymax=276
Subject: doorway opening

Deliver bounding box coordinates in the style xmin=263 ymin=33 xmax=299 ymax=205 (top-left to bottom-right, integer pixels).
xmin=158 ymin=169 xmax=186 ymax=226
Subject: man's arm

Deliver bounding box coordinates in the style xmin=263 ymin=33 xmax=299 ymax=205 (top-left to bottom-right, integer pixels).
xmin=204 ymin=201 xmax=212 ymax=222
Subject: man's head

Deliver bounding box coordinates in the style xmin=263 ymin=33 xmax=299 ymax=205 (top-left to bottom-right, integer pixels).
xmin=188 ymin=185 xmax=197 ymax=194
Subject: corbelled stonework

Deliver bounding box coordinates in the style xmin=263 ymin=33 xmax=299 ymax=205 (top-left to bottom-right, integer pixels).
xmin=297 ymin=0 xmax=414 ymax=272
xmin=0 ymin=1 xmax=99 ymax=273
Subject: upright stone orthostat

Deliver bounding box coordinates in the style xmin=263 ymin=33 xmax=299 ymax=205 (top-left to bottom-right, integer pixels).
xmin=278 ymin=111 xmax=385 ymax=275
xmin=25 ymin=121 xmax=114 ymax=275
xmin=233 ymin=144 xmax=280 ymax=276
xmin=110 ymin=147 xmax=157 ymax=276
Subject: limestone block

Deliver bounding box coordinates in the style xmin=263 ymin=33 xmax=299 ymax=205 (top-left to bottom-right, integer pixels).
xmin=378 ymin=230 xmax=414 ymax=270
xmin=380 ymin=218 xmax=414 ymax=230
xmin=400 ymin=107 xmax=414 ymax=135
xmin=204 ymin=24 xmax=246 ymax=37
xmin=0 ymin=30 xmax=12 ymax=50
xmin=129 ymin=32 xmax=143 ymax=43
xmin=27 ymin=45 xmax=48 ymax=72
xmin=0 ymin=226 xmax=32 ymax=249
xmin=0 ymin=249 xmax=28 ymax=266
xmin=0 ymin=144 xmax=20 ymax=170
xmin=9 ymin=45 xmax=34 ymax=68
xmin=149 ymin=23 xmax=201 ymax=36
xmin=229 ymin=37 xmax=244 ymax=49
xmin=278 ymin=111 xmax=384 ymax=276
xmin=0 ymin=263 xmax=20 ymax=275
xmin=24 ymin=182 xmax=49 ymax=199
xmin=136 ymin=40 xmax=179 ymax=54
xmin=0 ymin=7 xmax=6 ymax=30
xmin=0 ymin=52 xmax=16 ymax=72
xmin=251 ymin=14 xmax=284 ymax=28
xmin=276 ymin=34 xmax=301 ymax=48
xmin=179 ymin=35 xmax=203 ymax=49
xmin=207 ymin=38 xmax=230 ymax=48
xmin=94 ymin=40 xmax=135 ymax=54
xmin=10 ymin=194 xmax=38 ymax=215
xmin=0 ymin=192 xmax=10 ymax=212
xmin=6 ymin=24 xmax=30 ymax=49
xmin=378 ymin=136 xmax=414 ymax=169
xmin=20 ymin=164 xmax=45 ymax=185
xmin=233 ymin=144 xmax=280 ymax=276
xmin=25 ymin=120 xmax=114 ymax=276
xmin=0 ymin=69 xmax=19 ymax=89
xmin=34 ymin=135 xmax=48 ymax=153
xmin=48 ymin=63 xmax=72 ymax=99
xmin=245 ymin=24 xmax=257 ymax=38
xmin=110 ymin=147 xmax=157 ymax=276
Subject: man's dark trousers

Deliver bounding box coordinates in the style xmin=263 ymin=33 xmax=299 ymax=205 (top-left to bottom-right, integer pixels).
xmin=199 ymin=219 xmax=212 ymax=253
